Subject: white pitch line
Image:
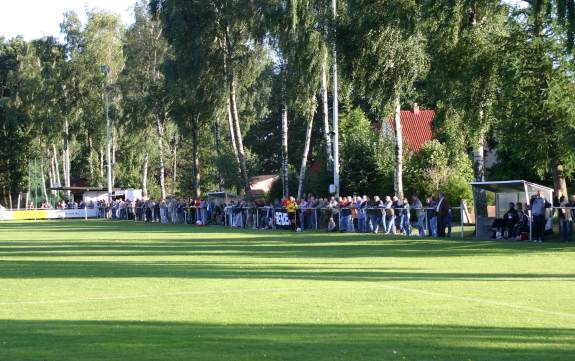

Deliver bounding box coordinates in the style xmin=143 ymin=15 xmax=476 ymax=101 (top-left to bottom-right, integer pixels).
xmin=1 ymin=283 xmax=574 ymax=320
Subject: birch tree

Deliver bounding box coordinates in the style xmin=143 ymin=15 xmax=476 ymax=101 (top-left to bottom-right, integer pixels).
xmin=120 ymin=1 xmax=170 ymax=199
xmin=423 ymin=0 xmax=506 ymax=216
xmin=155 ymin=0 xmax=266 ymax=195
xmin=265 ymin=0 xmax=323 ymax=199
xmin=344 ymin=0 xmax=428 ymax=199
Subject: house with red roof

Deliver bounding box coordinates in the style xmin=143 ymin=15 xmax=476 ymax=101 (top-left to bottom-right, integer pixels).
xmin=375 ymin=103 xmax=436 ymax=152
xmin=264 ymin=104 xmax=437 ymax=184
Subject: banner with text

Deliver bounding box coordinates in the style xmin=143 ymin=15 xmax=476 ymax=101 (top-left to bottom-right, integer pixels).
xmin=0 ymin=209 xmax=99 ymax=221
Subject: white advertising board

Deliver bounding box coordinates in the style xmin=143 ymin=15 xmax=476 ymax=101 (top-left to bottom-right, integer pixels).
xmin=0 ymin=208 xmax=99 ymax=221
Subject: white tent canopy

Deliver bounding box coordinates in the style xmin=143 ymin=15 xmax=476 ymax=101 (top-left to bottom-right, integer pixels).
xmin=470 ymin=180 xmax=553 ymax=197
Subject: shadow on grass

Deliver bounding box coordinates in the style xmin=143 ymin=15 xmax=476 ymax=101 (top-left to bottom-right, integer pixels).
xmin=0 ymin=259 xmax=574 ymax=281
xmin=0 ymin=320 xmax=573 ymax=361
xmin=0 ymin=235 xmax=573 ymax=260
xmin=1 ymin=220 xmax=574 ymax=281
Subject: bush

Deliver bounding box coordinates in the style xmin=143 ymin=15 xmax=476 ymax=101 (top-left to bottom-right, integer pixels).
xmin=405 ymin=140 xmax=472 ymax=205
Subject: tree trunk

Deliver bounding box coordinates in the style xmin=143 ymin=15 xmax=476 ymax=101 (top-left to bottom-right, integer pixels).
xmin=393 ymin=96 xmax=404 ymax=199
xmin=25 ymin=188 xmax=29 ymax=210
xmin=112 ymin=130 xmax=116 ymax=166
xmin=48 ymin=149 xmax=55 ymax=196
xmin=40 ymin=160 xmax=49 ymax=203
xmin=297 ymin=104 xmax=316 ymax=200
xmin=331 ymin=0 xmax=340 ymax=197
xmin=111 ymin=130 xmax=116 ymax=188
xmin=229 ymin=81 xmax=250 ymax=195
xmin=52 ymin=144 xmax=61 ymax=187
xmin=224 ymin=26 xmax=250 ymax=195
xmin=213 ymin=118 xmax=225 ymax=191
xmin=88 ymin=134 xmax=94 ymax=181
xmin=111 ymin=130 xmax=116 ymax=187
xmin=142 ymin=152 xmax=149 ymax=199
xmin=227 ymin=101 xmax=240 ymax=165
xmin=62 ymin=148 xmax=67 ymax=187
xmin=281 ymin=102 xmax=289 ymax=198
xmin=156 ymin=116 xmax=167 ymax=200
xmin=192 ymin=115 xmax=201 ymax=198
xmin=64 ymin=118 xmax=71 ymax=200
xmin=2 ymin=189 xmax=8 ymax=208
xmin=473 ymin=133 xmax=488 ymax=217
xmin=99 ymin=144 xmax=104 ymax=179
xmin=321 ymin=50 xmax=333 ymax=170
xmin=551 ymin=158 xmax=568 ymax=198
xmin=171 ymin=133 xmax=178 ymax=197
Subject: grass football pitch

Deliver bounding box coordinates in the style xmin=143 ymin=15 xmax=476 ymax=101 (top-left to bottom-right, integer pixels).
xmin=0 ymin=220 xmax=574 ymax=360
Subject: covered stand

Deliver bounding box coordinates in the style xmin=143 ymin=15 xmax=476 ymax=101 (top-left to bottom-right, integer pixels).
xmin=470 ymin=180 xmax=554 ymax=240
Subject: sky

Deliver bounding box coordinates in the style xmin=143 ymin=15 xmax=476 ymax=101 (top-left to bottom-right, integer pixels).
xmin=1 ymin=0 xmax=526 ymax=42
xmin=0 ymin=0 xmax=136 ymax=41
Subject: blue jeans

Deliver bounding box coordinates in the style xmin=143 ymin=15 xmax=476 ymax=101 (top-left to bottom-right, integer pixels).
xmin=430 ymin=217 xmax=438 ymax=237
xmin=400 ymin=214 xmax=411 ymax=235
xmin=359 ymin=217 xmax=367 ymax=233
xmin=369 ymin=214 xmax=381 ymax=233
xmin=385 ymin=216 xmax=396 ymax=234
xmin=309 ymin=210 xmax=316 ymax=230
xmin=416 ymin=214 xmax=425 ymax=237
xmin=345 ymin=215 xmax=353 ymax=232
xmin=299 ymin=211 xmax=306 ymax=230
xmin=559 ymin=218 xmax=572 ymax=242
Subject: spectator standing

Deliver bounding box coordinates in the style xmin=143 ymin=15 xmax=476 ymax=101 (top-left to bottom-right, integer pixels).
xmin=340 ymin=197 xmax=352 ymax=232
xmin=512 ymin=202 xmax=529 ymax=239
xmin=436 ymin=192 xmax=450 ymax=237
xmin=358 ymin=195 xmax=368 ymax=233
xmin=530 ymin=190 xmax=551 ymax=243
xmin=426 ymin=196 xmax=437 ymax=237
xmin=299 ymin=198 xmax=308 ymax=231
xmin=383 ymin=196 xmax=394 ymax=234
xmin=286 ymin=196 xmax=299 ymax=231
xmin=351 ymin=195 xmax=360 ymax=232
xmin=412 ymin=195 xmax=425 ymax=237
xmin=569 ymin=195 xmax=575 ymax=243
xmin=329 ymin=196 xmax=339 ymax=230
xmin=558 ymin=195 xmax=572 ymax=242
xmin=399 ymin=197 xmax=411 ymax=236
xmin=367 ymin=196 xmax=382 ymax=233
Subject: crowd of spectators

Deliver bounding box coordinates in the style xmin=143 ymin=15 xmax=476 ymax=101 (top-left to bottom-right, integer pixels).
xmin=36 ymin=199 xmax=90 ymax=209
xmin=11 ymin=189 xmax=575 ymax=243
xmin=94 ymin=198 xmax=213 ymax=224
xmin=89 ymin=191 xmax=457 ymax=238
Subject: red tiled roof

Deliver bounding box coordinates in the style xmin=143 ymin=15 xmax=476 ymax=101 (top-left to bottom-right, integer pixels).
xmin=374 ymin=109 xmax=436 ymax=152
xmin=309 ymin=108 xmax=436 ymax=175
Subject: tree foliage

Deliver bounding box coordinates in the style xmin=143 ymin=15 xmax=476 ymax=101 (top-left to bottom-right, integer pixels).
xmin=4 ymin=0 xmax=575 ymax=207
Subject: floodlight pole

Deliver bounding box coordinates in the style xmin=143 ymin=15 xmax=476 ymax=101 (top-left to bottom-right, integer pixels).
xmin=102 ymin=65 xmax=113 ymax=203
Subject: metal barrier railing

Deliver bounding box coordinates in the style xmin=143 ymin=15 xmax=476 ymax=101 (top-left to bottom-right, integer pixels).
xmin=6 ymin=202 xmax=575 ymax=242
xmin=85 ymin=204 xmax=468 ymax=238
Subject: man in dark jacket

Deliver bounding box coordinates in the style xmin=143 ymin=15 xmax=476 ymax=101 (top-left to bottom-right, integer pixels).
xmin=436 ymin=192 xmax=450 ymax=237
xmin=503 ymin=202 xmax=519 ymax=238
xmin=366 ymin=196 xmax=383 ymax=233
